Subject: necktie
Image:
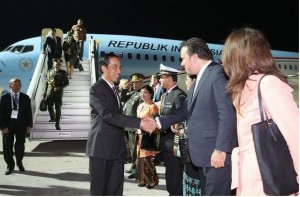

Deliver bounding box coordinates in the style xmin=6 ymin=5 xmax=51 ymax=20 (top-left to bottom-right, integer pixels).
xmin=112 ymin=86 xmax=120 ymax=107
xmin=53 ymin=36 xmax=57 ymax=44
xmin=13 ymin=93 xmax=18 ymax=109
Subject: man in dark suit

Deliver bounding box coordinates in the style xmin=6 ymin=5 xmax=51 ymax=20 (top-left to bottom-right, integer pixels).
xmin=158 ymin=64 xmax=186 ymax=195
xmin=0 ymin=78 xmax=32 ymax=175
xmin=43 ymin=28 xmax=62 ymax=70
xmin=154 ymin=38 xmax=237 ymax=195
xmin=86 ymin=54 xmax=156 ymax=195
xmin=150 ymin=73 xmax=165 ymax=102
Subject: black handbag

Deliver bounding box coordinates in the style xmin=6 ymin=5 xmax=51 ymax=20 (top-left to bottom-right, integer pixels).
xmin=251 ymin=75 xmax=298 ymax=195
xmin=39 ymin=98 xmax=47 ymax=111
xmin=178 ymin=135 xmax=191 ymax=164
xmin=140 ymin=132 xmax=160 ymax=151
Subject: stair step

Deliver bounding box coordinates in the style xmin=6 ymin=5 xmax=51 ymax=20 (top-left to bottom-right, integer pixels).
xmin=69 ymin=75 xmax=90 ymax=80
xmin=36 ymin=115 xmax=91 ymax=122
xmin=65 ymin=85 xmax=90 ymax=91
xmin=34 ymin=122 xmax=90 ymax=130
xmin=38 ymin=108 xmax=90 ymax=115
xmin=63 ymin=96 xmax=89 ymax=102
xmin=63 ymin=90 xmax=89 ymax=96
xmin=68 ymin=80 xmax=91 ymax=86
xmin=31 ymin=130 xmax=89 ymax=140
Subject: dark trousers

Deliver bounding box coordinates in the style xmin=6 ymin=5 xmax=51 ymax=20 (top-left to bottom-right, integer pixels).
xmin=47 ymin=91 xmax=63 ymax=125
xmin=89 ymin=157 xmax=124 ymax=196
xmin=128 ymin=131 xmax=137 ymax=174
xmin=162 ymin=151 xmax=183 ymax=196
xmin=3 ymin=120 xmax=26 ymax=169
xmin=198 ymin=166 xmax=231 ymax=196
xmin=77 ymin=41 xmax=84 ymax=59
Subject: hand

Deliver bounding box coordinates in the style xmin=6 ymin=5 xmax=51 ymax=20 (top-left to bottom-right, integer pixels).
xmin=1 ymin=128 xmax=9 ymax=134
xmin=140 ymin=117 xmax=157 ymax=133
xmin=27 ymin=127 xmax=32 ymax=134
xmin=211 ymin=150 xmax=226 ymax=168
xmin=171 ymin=123 xmax=184 ymax=135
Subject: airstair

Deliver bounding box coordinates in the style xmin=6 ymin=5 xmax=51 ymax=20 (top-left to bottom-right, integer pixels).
xmin=32 ymin=62 xmax=91 ymax=140
xmin=28 ymin=37 xmax=98 ymax=140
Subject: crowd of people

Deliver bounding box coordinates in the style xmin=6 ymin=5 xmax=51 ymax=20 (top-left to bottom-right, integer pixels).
xmin=0 ymin=26 xmax=298 ymax=196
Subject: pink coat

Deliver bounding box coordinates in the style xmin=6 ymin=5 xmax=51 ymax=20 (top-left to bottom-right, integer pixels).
xmin=231 ymin=74 xmax=299 ymax=195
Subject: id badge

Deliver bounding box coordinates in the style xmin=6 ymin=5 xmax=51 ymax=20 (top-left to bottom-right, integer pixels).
xmin=11 ymin=110 xmax=18 ymax=119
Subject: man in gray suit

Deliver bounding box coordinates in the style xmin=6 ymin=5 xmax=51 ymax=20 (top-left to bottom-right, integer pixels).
xmin=153 ymin=37 xmax=237 ymax=195
xmin=86 ymin=54 xmax=156 ymax=195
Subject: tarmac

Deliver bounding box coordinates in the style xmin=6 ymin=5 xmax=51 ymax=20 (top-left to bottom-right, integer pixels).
xmin=0 ymin=139 xmax=168 ymax=196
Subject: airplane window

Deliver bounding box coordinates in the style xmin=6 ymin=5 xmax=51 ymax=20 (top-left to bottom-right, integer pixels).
xmin=289 ymin=65 xmax=292 ymax=70
xmin=278 ymin=64 xmax=281 ymax=69
xmin=109 ymin=52 xmax=114 ymax=55
xmin=118 ymin=52 xmax=123 ymax=59
xmin=171 ymin=56 xmax=175 ymax=62
xmin=162 ymin=55 xmax=166 ymax=61
xmin=284 ymin=65 xmax=287 ymax=69
xmin=295 ymin=65 xmax=298 ymax=70
xmin=153 ymin=55 xmax=157 ymax=61
xmin=128 ymin=53 xmax=132 ymax=59
xmin=12 ymin=45 xmax=23 ymax=53
xmin=100 ymin=51 xmax=105 ymax=57
xmin=22 ymin=45 xmax=34 ymax=53
xmin=136 ymin=54 xmax=141 ymax=60
xmin=145 ymin=54 xmax=149 ymax=60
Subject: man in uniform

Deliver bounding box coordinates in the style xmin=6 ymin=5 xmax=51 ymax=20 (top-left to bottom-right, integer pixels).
xmin=44 ymin=58 xmax=69 ymax=130
xmin=158 ymin=64 xmax=186 ymax=195
xmin=120 ymin=73 xmax=145 ymax=179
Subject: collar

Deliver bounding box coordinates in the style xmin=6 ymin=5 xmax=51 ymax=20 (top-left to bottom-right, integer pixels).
xmin=101 ymin=77 xmax=115 ymax=89
xmin=167 ymin=85 xmax=178 ymax=94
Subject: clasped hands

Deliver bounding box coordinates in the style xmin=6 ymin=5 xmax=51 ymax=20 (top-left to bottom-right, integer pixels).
xmin=140 ymin=117 xmax=158 ymax=133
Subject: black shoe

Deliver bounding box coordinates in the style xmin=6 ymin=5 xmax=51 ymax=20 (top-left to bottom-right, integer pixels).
xmin=127 ymin=174 xmax=135 ymax=179
xmin=49 ymin=120 xmax=55 ymax=122
xmin=146 ymin=183 xmax=158 ymax=189
xmin=125 ymin=170 xmax=132 ymax=174
xmin=18 ymin=164 xmax=25 ymax=172
xmin=5 ymin=168 xmax=14 ymax=175
xmin=138 ymin=183 xmax=146 ymax=187
xmin=55 ymin=125 xmax=61 ymax=130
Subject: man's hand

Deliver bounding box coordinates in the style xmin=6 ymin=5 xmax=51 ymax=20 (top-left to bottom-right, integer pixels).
xmin=1 ymin=128 xmax=9 ymax=134
xmin=27 ymin=127 xmax=32 ymax=134
xmin=211 ymin=150 xmax=226 ymax=168
xmin=140 ymin=117 xmax=157 ymax=133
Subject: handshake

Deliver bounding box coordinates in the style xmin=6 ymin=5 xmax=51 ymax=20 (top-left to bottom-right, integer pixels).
xmin=140 ymin=117 xmax=160 ymax=133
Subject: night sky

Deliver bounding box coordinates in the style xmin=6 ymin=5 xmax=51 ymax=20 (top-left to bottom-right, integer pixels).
xmin=0 ymin=0 xmax=299 ymax=52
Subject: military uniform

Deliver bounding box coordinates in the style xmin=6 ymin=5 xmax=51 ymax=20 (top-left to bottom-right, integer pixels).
xmin=119 ymin=73 xmax=144 ymax=178
xmin=44 ymin=66 xmax=69 ymax=129
xmin=158 ymin=64 xmax=186 ymax=195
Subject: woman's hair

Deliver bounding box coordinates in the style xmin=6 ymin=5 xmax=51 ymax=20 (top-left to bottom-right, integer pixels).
xmin=222 ymin=27 xmax=287 ymax=112
xmin=141 ymin=85 xmax=154 ymax=100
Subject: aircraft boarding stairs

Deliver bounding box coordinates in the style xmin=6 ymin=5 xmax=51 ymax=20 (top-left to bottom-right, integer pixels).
xmin=31 ymin=61 xmax=91 ymax=140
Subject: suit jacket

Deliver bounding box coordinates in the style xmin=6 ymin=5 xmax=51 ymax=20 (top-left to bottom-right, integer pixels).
xmin=86 ymin=78 xmax=140 ymax=160
xmin=159 ymin=62 xmax=237 ymax=167
xmin=0 ymin=92 xmax=33 ymax=131
xmin=152 ymin=84 xmax=165 ymax=102
xmin=159 ymin=86 xmax=186 ymax=151
xmin=43 ymin=35 xmax=62 ymax=58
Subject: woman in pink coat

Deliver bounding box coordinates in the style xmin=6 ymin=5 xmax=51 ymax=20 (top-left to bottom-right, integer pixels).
xmin=222 ymin=27 xmax=299 ymax=195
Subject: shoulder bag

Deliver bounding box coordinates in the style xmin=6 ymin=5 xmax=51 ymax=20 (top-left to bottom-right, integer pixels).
xmin=251 ymin=75 xmax=298 ymax=195
xmin=141 ymin=132 xmax=160 ymax=151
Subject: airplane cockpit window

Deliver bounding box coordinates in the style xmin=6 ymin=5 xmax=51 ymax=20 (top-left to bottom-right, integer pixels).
xmin=11 ymin=45 xmax=24 ymax=53
xmin=22 ymin=45 xmax=34 ymax=53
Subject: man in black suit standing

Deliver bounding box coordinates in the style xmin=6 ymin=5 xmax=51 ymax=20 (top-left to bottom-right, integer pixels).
xmin=153 ymin=38 xmax=236 ymax=195
xmin=43 ymin=28 xmax=62 ymax=70
xmin=0 ymin=78 xmax=33 ymax=175
xmin=86 ymin=54 xmax=156 ymax=195
xmin=158 ymin=64 xmax=186 ymax=195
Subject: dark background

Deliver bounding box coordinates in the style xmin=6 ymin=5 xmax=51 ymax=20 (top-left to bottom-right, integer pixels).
xmin=0 ymin=0 xmax=299 ymax=51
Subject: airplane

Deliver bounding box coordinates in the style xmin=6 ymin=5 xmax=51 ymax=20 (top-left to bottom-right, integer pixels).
xmin=0 ymin=32 xmax=299 ymax=96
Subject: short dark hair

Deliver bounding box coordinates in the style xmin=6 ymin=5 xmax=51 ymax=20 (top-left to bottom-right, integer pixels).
xmin=98 ymin=53 xmax=120 ymax=74
xmin=180 ymin=37 xmax=213 ymax=60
